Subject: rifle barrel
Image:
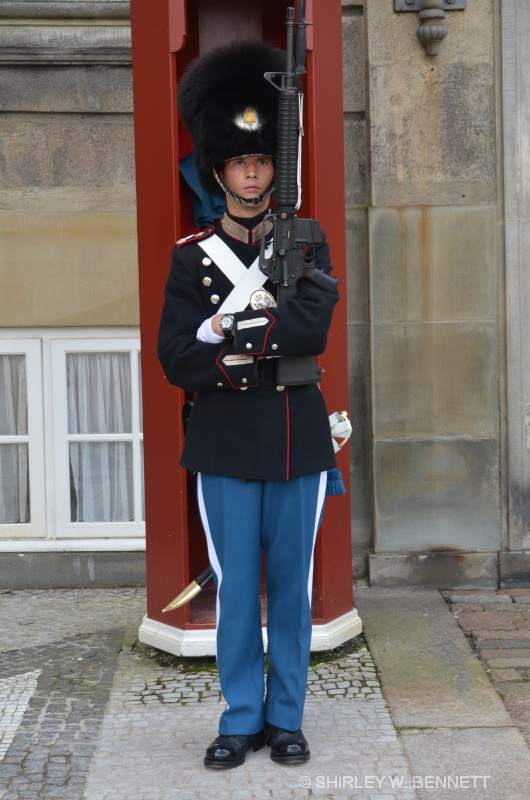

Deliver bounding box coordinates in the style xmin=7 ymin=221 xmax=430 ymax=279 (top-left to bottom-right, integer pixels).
xmin=295 ymin=0 xmax=307 ymax=75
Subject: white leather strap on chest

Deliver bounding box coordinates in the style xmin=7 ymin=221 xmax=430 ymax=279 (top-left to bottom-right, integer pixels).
xmin=197 ymin=234 xmax=271 ymax=314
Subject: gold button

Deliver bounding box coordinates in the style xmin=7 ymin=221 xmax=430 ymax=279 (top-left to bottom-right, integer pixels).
xmin=276 ymin=385 xmax=285 ymax=392
xmin=202 ymin=257 xmax=212 ymax=267
xmin=202 ymin=277 xmax=212 ymax=287
xmin=246 ymin=343 xmax=252 ymax=350
xmin=211 ymin=295 xmax=220 ymax=304
xmin=272 ymin=344 xmax=278 ymax=351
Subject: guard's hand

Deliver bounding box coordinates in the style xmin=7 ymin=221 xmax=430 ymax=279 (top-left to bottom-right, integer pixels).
xmin=211 ymin=314 xmax=223 ymax=337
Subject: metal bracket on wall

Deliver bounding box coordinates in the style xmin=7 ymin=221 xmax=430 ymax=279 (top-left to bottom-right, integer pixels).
xmin=394 ymin=0 xmax=467 ymax=56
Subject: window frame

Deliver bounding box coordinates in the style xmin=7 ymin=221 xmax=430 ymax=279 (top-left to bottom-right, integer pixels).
xmin=50 ymin=336 xmax=145 ymax=538
xmin=0 ymin=339 xmax=46 ymax=538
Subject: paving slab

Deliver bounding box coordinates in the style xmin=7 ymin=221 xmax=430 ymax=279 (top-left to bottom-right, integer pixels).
xmin=490 ymin=668 xmax=524 ymax=681
xmin=487 ymin=657 xmax=530 ymax=668
xmin=474 ymin=628 xmax=530 ymax=641
xmin=443 ymin=592 xmax=513 ymax=605
xmin=354 ymin=588 xmax=513 ymax=728
xmin=455 ymin=610 xmax=526 ymax=633
xmin=479 ymin=648 xmax=530 ymax=661
xmin=475 ymin=636 xmax=530 ymax=647
xmin=400 ymin=728 xmax=530 ymax=800
xmin=494 ymin=682 xmax=530 ymax=738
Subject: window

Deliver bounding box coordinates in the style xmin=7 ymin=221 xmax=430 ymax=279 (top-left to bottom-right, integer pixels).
xmin=51 ymin=338 xmax=144 ymax=537
xmin=0 ymin=331 xmax=144 ymax=541
xmin=0 ymin=340 xmax=46 ymax=538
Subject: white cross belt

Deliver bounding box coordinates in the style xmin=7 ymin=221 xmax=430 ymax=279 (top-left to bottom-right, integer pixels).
xmin=198 ymin=234 xmax=271 ymax=314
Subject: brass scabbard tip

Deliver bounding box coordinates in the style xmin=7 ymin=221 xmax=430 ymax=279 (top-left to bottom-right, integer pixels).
xmin=162 ymin=581 xmax=201 ymax=613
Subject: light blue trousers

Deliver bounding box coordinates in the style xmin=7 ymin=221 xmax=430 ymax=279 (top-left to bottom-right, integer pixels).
xmin=197 ymin=471 xmax=327 ymax=735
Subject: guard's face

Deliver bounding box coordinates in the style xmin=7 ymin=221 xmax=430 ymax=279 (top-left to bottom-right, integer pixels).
xmin=221 ymin=155 xmax=274 ymax=209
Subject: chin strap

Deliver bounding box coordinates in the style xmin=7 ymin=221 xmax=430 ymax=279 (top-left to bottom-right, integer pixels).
xmin=213 ymin=167 xmax=275 ymax=207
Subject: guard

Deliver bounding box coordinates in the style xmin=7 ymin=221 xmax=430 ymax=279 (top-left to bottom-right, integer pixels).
xmin=157 ymin=39 xmax=340 ymax=769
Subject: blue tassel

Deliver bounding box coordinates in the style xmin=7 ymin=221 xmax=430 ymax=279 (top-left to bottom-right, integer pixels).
xmin=326 ymin=468 xmax=346 ymax=496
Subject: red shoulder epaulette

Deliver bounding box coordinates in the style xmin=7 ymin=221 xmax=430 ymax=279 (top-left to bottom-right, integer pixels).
xmin=176 ymin=225 xmax=216 ymax=250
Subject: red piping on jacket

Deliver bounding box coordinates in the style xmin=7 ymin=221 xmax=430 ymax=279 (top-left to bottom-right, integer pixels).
xmin=215 ymin=343 xmax=259 ymax=390
xmin=215 ymin=343 xmax=233 ymax=386
xmin=285 ymin=388 xmax=290 ymax=480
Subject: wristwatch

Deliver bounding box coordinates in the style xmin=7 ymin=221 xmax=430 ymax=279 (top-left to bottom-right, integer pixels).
xmin=219 ymin=313 xmax=235 ymax=338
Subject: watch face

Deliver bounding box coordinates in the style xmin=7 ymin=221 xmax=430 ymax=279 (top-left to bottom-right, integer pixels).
xmin=220 ymin=315 xmax=234 ymax=331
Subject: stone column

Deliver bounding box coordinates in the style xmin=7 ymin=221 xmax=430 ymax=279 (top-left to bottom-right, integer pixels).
xmin=364 ymin=0 xmax=500 ymax=586
xmin=501 ymin=0 xmax=530 ymax=579
xmin=342 ymin=0 xmax=372 ymax=579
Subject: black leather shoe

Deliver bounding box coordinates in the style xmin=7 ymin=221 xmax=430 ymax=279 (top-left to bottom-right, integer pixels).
xmin=266 ymin=725 xmax=310 ymax=763
xmin=204 ymin=729 xmax=266 ymax=769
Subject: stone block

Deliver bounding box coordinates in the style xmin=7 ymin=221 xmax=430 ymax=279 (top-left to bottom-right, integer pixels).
xmin=0 ymin=23 xmax=131 ymax=64
xmin=352 ymin=551 xmax=368 ymax=581
xmin=451 ymin=602 xmax=483 ymax=613
xmin=474 ymin=624 xmax=530 ymax=647
xmin=497 ymin=681 xmax=530 ymax=730
xmin=345 ymin=207 xmax=369 ymax=323
xmin=0 ymin=65 xmax=133 ymax=113
xmin=479 ymin=649 xmax=530 ymax=662
xmin=372 ymin=322 xmax=498 ymax=437
xmin=347 ymin=322 xmax=372 ymax=549
xmin=488 ymin=657 xmax=530 ymax=669
xmin=445 ymin=591 xmax=512 ymax=605
xmin=0 ymin=2 xmax=131 ymax=20
xmin=344 ymin=115 xmax=367 ymax=207
xmin=369 ymin=552 xmax=498 ymax=589
xmin=366 ymin=3 xmax=496 ymax=206
xmin=456 ymin=610 xmax=524 ymax=634
xmin=373 ymin=440 xmax=500 ymax=551
xmin=342 ymin=10 xmax=365 ymax=113
xmin=0 ymin=112 xmax=135 ymax=194
xmin=400 ymin=728 xmax=530 ymax=800
xmin=369 ymin=205 xmax=497 ymax=323
xmin=500 ymin=552 xmax=530 ymax=589
xmin=474 ymin=636 xmax=530 ymax=647
xmin=0 ymin=212 xmax=139 ymax=326
xmin=490 ymin=668 xmax=523 ymax=682
xmin=0 ymin=552 xmax=145 ymax=588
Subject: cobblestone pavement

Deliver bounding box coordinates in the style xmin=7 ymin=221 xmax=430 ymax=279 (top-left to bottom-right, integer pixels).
xmin=0 ymin=589 xmax=143 ymax=800
xmin=0 ymin=588 xmax=417 ymax=800
xmin=444 ymin=588 xmax=530 ymax=744
xmin=5 ymin=587 xmax=530 ymax=799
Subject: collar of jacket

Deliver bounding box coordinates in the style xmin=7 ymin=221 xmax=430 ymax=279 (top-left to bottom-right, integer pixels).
xmin=221 ymin=212 xmax=273 ymax=245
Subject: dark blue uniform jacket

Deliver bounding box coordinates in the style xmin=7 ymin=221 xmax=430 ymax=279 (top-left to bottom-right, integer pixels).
xmin=157 ymin=212 xmax=339 ymax=481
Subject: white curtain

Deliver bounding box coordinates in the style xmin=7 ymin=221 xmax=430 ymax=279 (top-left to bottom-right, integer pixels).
xmin=0 ymin=355 xmax=29 ymax=524
xmin=67 ymin=353 xmax=133 ymax=522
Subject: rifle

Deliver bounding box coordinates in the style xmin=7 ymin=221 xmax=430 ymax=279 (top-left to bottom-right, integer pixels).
xmin=259 ymin=0 xmax=338 ymax=387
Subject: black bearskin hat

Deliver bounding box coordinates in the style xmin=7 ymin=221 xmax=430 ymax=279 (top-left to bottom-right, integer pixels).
xmin=178 ymin=40 xmax=285 ymax=196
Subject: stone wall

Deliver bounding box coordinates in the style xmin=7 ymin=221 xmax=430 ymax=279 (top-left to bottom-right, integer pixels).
xmin=3 ymin=0 xmax=524 ymax=587
xmin=0 ymin=0 xmax=138 ymax=326
xmin=342 ymin=0 xmax=505 ymax=585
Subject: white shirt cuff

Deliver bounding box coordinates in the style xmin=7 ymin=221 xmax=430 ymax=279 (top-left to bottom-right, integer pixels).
xmin=196 ymin=317 xmax=225 ymax=344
